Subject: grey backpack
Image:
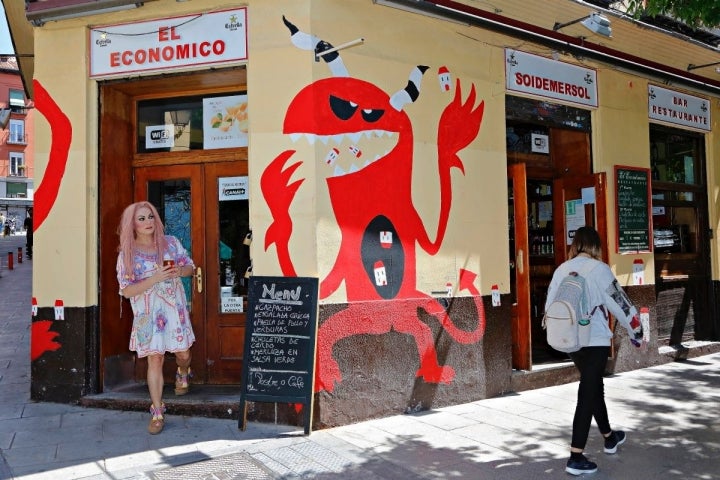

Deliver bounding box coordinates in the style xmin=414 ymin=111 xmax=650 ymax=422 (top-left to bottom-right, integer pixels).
xmin=542 ymin=260 xmax=599 ymax=353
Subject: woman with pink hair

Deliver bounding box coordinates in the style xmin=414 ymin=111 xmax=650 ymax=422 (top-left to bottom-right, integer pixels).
xmin=116 ymin=201 xmax=195 ymax=435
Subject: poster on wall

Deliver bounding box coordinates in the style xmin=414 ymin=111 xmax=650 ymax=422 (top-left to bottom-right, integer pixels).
xmin=565 ymin=199 xmax=586 ymax=245
xmin=203 ymin=95 xmax=248 ymax=149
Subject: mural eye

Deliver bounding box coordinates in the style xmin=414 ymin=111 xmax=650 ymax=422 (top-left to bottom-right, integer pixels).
xmin=361 ymin=108 xmax=384 ymax=123
xmin=329 ymin=95 xmax=358 ymax=121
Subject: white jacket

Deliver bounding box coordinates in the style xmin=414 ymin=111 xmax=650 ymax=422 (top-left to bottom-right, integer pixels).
xmin=545 ymin=256 xmax=638 ymax=347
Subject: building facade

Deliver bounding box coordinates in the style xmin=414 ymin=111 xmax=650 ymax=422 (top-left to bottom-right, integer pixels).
xmin=0 ymin=56 xmax=33 ymax=228
xmin=7 ymin=0 xmax=720 ymax=428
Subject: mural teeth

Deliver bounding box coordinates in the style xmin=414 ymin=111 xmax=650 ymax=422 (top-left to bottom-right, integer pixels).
xmin=348 ymin=132 xmax=362 ymax=143
xmin=289 ymin=133 xmax=302 ymax=143
xmin=348 ymin=164 xmax=359 ymax=173
xmin=333 ymin=165 xmax=346 ymax=177
xmin=331 ymin=134 xmax=344 ymax=145
xmin=318 ymin=136 xmax=330 ymax=145
xmin=304 ymin=133 xmax=317 ymax=145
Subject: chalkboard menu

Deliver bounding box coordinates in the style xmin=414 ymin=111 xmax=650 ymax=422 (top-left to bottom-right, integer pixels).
xmin=239 ymin=276 xmax=319 ymax=434
xmin=615 ymin=166 xmax=652 ymax=253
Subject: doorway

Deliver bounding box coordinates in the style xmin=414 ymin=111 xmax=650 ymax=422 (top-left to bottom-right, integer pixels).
xmin=99 ymin=68 xmax=249 ymax=389
xmin=133 ymin=162 xmax=249 ymax=385
xmin=505 ymin=97 xmax=607 ymax=370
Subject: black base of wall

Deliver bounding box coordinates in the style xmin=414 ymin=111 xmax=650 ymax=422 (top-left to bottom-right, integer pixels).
xmin=31 ymin=305 xmax=99 ymax=403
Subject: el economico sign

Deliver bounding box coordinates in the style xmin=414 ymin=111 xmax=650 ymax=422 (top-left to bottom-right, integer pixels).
xmin=89 ymin=8 xmax=247 ymax=78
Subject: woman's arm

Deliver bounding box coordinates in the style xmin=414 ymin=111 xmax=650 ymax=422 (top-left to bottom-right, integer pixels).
xmin=178 ymin=264 xmax=194 ymax=278
xmin=120 ymin=265 xmax=173 ymax=298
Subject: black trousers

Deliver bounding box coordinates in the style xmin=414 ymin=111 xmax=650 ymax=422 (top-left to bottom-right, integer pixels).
xmin=568 ymin=346 xmax=612 ymax=450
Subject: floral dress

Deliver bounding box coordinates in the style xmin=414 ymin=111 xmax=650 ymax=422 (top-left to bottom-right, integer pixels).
xmin=116 ymin=235 xmax=196 ymax=357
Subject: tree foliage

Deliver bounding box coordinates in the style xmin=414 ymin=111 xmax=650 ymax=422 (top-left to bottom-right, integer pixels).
xmin=624 ymin=0 xmax=720 ymax=28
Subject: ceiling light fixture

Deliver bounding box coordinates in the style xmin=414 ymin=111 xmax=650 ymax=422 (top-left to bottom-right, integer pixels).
xmin=26 ymin=1 xmax=149 ymax=27
xmin=554 ymin=12 xmax=612 ymax=38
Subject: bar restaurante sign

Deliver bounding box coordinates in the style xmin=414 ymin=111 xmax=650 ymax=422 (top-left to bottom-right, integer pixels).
xmin=89 ymin=7 xmax=247 ymax=78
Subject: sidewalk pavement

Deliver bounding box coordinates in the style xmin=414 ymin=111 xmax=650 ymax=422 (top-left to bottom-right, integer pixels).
xmin=2 ymin=232 xmax=720 ymax=479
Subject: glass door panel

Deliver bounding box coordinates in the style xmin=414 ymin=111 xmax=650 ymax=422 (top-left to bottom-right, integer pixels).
xmin=134 ymin=165 xmax=206 ymax=384
xmin=147 ymin=179 xmax=194 ymax=306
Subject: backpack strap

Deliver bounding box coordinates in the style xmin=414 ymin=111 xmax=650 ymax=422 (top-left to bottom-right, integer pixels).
xmin=575 ymin=259 xmax=600 ymax=318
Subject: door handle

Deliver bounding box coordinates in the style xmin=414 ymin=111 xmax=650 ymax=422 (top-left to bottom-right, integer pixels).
xmin=195 ymin=267 xmax=203 ymax=293
xmin=517 ymin=249 xmax=524 ymax=274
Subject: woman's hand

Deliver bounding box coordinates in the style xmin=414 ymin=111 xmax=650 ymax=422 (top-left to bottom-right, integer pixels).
xmin=153 ymin=264 xmax=178 ymax=284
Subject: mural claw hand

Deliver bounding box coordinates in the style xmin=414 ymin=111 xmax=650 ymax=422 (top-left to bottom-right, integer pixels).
xmin=438 ymin=80 xmax=485 ymax=172
xmin=261 ymin=151 xmax=304 ymax=276
xmin=31 ymin=320 xmax=61 ymax=361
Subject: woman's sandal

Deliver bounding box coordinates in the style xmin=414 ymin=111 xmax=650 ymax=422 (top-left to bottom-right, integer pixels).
xmin=175 ymin=367 xmax=192 ymax=396
xmin=148 ymin=403 xmax=166 ymax=435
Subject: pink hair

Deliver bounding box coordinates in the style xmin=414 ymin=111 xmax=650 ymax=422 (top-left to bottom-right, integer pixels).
xmin=117 ymin=201 xmax=168 ymax=276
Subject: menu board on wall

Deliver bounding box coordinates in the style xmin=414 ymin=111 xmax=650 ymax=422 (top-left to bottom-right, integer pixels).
xmin=239 ymin=276 xmax=319 ymax=435
xmin=615 ymin=166 xmax=652 ymax=253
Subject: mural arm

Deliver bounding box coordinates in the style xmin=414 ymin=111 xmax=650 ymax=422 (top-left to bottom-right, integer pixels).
xmin=418 ymin=80 xmax=484 ymax=255
xmin=33 ymin=80 xmax=73 ymax=230
xmin=261 ymin=151 xmax=304 ymax=277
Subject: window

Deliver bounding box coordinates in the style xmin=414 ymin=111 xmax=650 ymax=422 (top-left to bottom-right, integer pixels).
xmin=6 ymin=182 xmax=27 ymax=197
xmin=8 ymin=120 xmax=25 ymax=144
xmin=136 ymin=91 xmax=247 ymax=153
xmin=9 ymin=153 xmax=24 ymax=176
xmin=9 ymin=89 xmax=25 ymax=112
xmin=649 ymin=125 xmax=705 ymax=255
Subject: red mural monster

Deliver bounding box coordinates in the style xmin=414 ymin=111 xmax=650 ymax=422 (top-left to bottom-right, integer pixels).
xmin=262 ymin=18 xmax=487 ymax=393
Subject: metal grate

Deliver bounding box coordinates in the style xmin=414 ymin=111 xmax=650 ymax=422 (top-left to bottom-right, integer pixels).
xmin=149 ymin=452 xmax=277 ymax=480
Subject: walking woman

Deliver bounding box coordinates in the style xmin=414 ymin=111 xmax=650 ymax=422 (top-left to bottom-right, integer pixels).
xmin=545 ymin=226 xmax=644 ymax=475
xmin=116 ymin=201 xmax=196 ymax=434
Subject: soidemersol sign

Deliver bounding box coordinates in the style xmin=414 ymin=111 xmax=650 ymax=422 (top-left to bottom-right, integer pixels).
xmin=505 ymin=49 xmax=598 ymax=108
xmin=648 ymin=84 xmax=710 ymax=132
xmin=89 ymin=7 xmax=247 ymax=78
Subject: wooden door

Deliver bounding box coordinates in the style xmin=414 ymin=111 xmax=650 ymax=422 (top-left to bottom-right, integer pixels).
xmin=134 ymin=162 xmax=249 ymax=385
xmin=508 ymin=164 xmax=532 ymax=370
xmin=203 ymin=161 xmax=250 ymax=384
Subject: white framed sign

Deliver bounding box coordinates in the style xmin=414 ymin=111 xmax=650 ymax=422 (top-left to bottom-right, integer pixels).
xmin=505 ymin=49 xmax=598 ymax=108
xmin=648 ymin=84 xmax=710 ymax=131
xmin=145 ymin=125 xmax=174 ymax=149
xmin=219 ymin=176 xmax=249 ymax=201
xmin=90 ymin=8 xmax=247 ymax=78
xmin=221 ymin=296 xmax=244 ymax=313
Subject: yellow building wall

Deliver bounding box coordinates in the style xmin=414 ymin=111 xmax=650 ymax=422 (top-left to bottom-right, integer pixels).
xmin=29 ymin=0 xmax=720 ymax=311
xmin=249 ymin=0 xmax=511 ymax=301
xmin=592 ymin=66 xmax=656 ymax=284
xmin=32 ymin=24 xmax=97 ymax=307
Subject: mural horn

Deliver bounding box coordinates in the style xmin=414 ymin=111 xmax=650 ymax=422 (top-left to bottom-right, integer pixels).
xmin=390 ymin=65 xmax=429 ymax=111
xmin=282 ymin=16 xmax=349 ymax=77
